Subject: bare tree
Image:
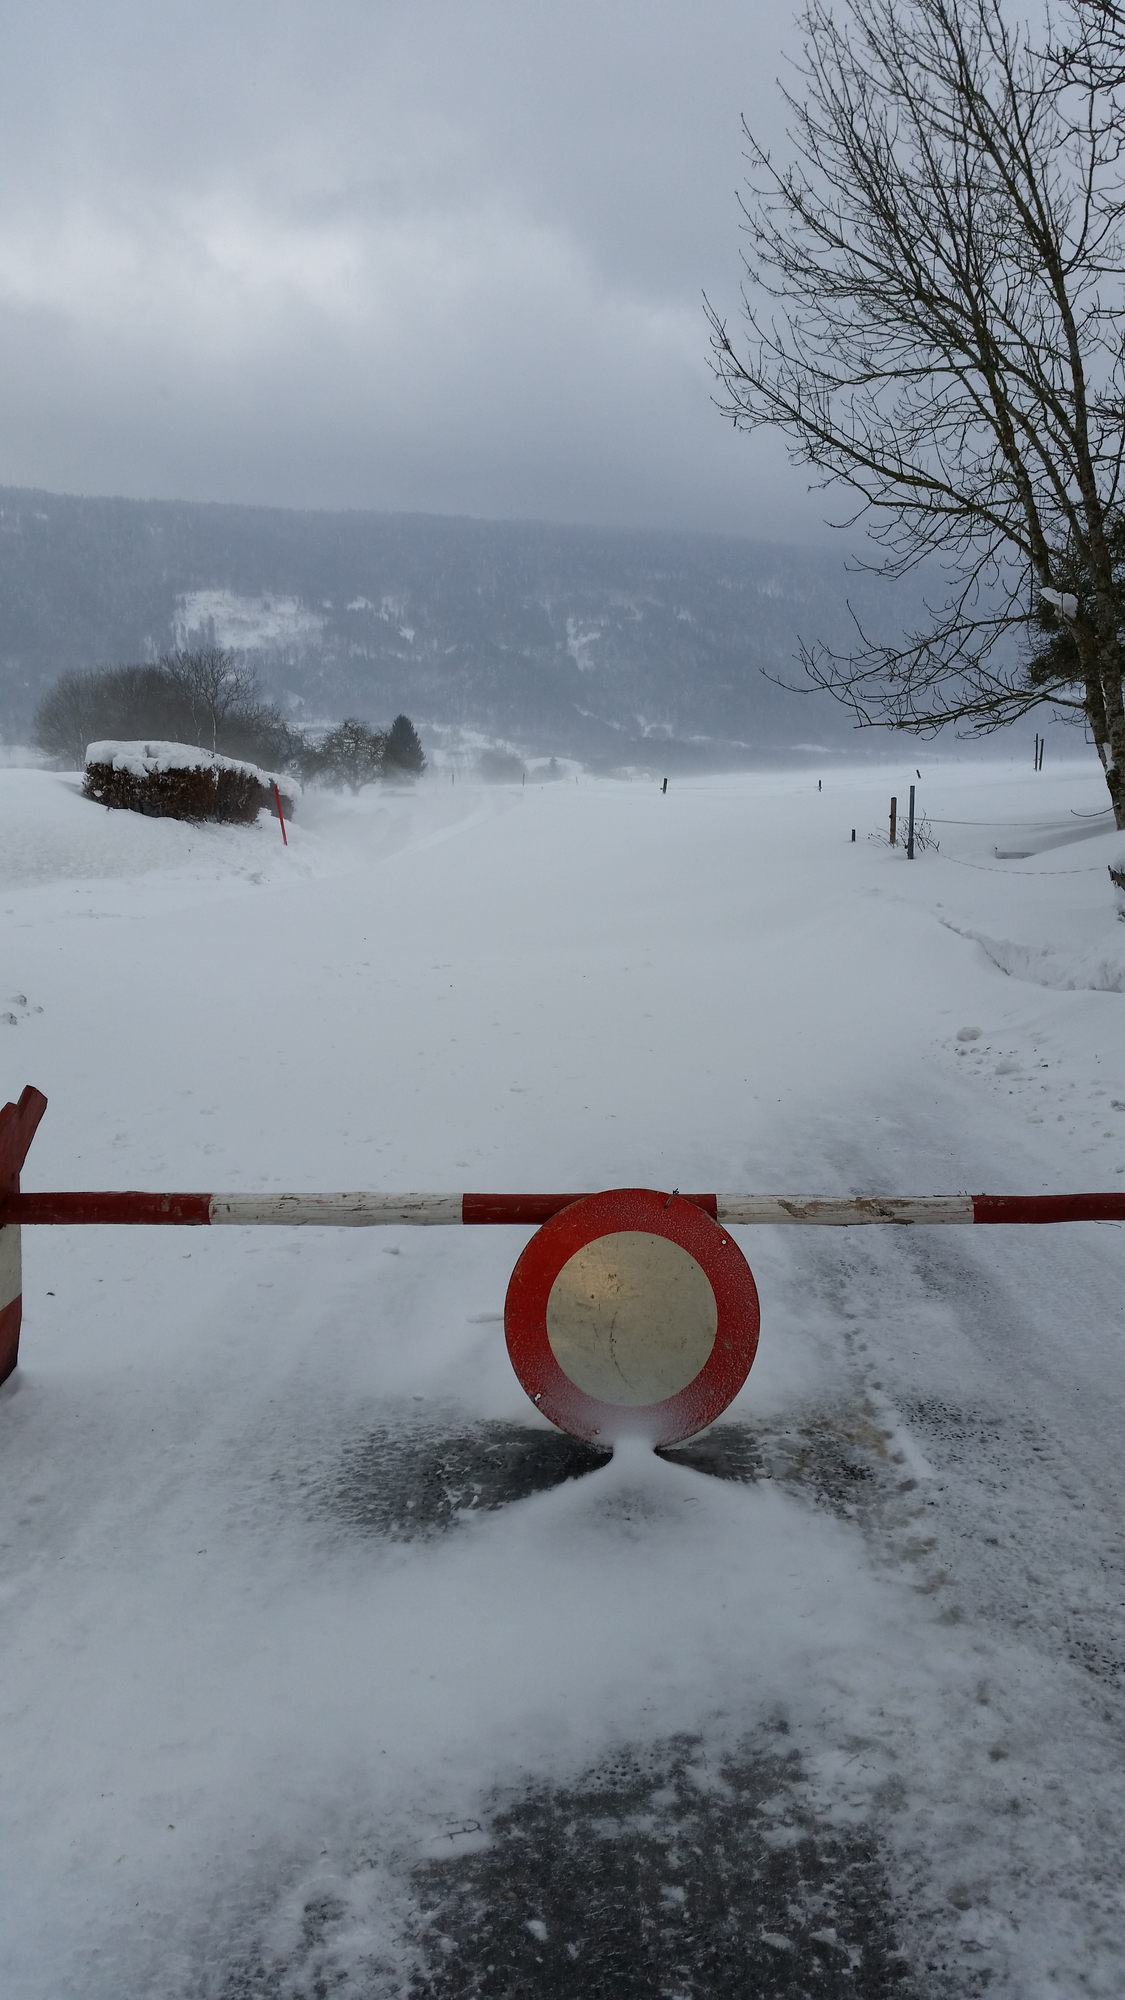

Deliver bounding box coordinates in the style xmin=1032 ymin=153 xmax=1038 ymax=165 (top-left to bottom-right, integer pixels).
xmin=1059 ymin=0 xmax=1125 ymax=84
xmin=314 ymin=718 xmax=387 ymax=792
xmin=707 ymin=0 xmax=1125 ymax=825
xmin=33 ymin=653 xmax=299 ymax=772
xmin=33 ymin=664 xmax=181 ymax=766
xmin=162 ymin=647 xmax=262 ymax=754
xmin=33 ymin=668 xmax=117 ymax=768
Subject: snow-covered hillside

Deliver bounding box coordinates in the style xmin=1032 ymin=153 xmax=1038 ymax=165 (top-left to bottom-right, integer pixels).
xmin=0 ymin=487 xmax=939 ymax=765
xmin=2 ymin=758 xmax=1123 ymax=1998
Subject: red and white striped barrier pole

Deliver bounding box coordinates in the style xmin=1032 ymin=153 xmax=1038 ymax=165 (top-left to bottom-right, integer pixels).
xmin=3 ymin=1082 xmax=1124 ymax=1387
xmin=6 ymin=1188 xmax=1125 ymax=1229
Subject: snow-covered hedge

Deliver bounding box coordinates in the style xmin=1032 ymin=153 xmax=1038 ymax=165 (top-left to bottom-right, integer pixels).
xmin=84 ymin=741 xmax=299 ymax=825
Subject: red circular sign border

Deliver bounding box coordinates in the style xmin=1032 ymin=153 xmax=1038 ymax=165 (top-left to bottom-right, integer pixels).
xmin=504 ymin=1188 xmax=760 ymax=1447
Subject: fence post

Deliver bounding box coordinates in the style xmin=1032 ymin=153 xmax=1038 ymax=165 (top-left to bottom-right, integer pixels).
xmin=889 ymin=796 xmax=897 ymax=844
xmin=0 ymin=1087 xmax=48 ymax=1384
xmin=907 ymin=784 xmax=915 ymax=859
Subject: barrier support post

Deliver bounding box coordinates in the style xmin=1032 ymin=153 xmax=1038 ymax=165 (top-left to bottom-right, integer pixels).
xmin=0 ymin=1087 xmax=48 ymax=1384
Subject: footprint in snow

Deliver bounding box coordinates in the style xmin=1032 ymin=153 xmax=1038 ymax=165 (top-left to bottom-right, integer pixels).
xmin=3 ymin=995 xmax=44 ymax=1024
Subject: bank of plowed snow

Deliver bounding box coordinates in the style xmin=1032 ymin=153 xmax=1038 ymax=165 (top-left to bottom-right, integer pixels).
xmin=1 ymin=760 xmax=1123 ymax=1998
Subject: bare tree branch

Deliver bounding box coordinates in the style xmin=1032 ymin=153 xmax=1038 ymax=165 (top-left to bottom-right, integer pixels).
xmin=708 ymin=0 xmax=1125 ymax=824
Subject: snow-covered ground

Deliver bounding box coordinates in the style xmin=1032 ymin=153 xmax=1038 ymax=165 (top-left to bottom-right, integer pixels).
xmin=2 ymin=758 xmax=1124 ymax=1999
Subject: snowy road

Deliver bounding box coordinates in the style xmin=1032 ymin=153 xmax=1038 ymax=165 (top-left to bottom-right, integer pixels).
xmin=2 ymin=759 xmax=1123 ymax=1997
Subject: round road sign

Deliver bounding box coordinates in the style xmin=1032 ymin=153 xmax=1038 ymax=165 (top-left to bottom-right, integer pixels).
xmin=504 ymin=1188 xmax=760 ymax=1446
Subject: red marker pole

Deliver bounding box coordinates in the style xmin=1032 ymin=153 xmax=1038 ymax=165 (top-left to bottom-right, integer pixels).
xmin=273 ymin=783 xmax=288 ymax=845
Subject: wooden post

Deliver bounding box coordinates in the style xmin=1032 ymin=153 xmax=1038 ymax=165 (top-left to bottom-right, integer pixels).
xmin=906 ymin=783 xmax=915 ymax=859
xmin=0 ymin=1086 xmax=48 ymax=1383
xmin=889 ymin=796 xmax=897 ymax=844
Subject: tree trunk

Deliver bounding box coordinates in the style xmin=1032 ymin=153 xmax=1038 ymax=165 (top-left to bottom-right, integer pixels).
xmin=1102 ymin=670 xmax=1125 ymax=828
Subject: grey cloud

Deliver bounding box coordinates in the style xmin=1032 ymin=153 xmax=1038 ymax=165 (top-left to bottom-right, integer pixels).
xmin=0 ymin=0 xmax=826 ymax=537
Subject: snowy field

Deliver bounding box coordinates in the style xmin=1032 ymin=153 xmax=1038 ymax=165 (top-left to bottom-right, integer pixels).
xmin=2 ymin=757 xmax=1124 ymax=1999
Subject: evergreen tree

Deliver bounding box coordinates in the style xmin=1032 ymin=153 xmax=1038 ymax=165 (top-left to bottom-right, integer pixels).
xmin=384 ymin=714 xmax=425 ymax=775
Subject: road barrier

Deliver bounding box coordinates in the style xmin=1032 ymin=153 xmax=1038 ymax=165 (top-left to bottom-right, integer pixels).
xmin=4 ymin=1084 xmax=1124 ymax=1415
xmin=7 ymin=1186 xmax=1125 ymax=1229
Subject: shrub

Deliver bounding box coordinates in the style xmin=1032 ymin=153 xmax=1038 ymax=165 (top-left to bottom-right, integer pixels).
xmin=866 ymin=807 xmax=939 ymax=853
xmin=83 ymin=743 xmax=295 ymax=824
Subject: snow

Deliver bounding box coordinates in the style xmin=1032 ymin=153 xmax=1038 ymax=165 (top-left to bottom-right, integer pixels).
xmin=85 ymin=740 xmax=299 ymax=795
xmin=2 ymin=756 xmax=1124 ymax=1997
xmin=944 ymin=923 xmax=1125 ymax=993
xmin=565 ymin=616 xmax=602 ymax=668
xmin=173 ymin=590 xmax=325 ymax=653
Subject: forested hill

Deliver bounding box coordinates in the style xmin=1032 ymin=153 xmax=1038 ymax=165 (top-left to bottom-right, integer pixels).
xmin=0 ymin=487 xmax=919 ymax=766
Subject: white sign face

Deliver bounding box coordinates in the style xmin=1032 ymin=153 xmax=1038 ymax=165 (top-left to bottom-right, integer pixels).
xmin=506 ymin=1188 xmax=761 ymax=1447
xmin=545 ymin=1230 xmax=718 ymax=1406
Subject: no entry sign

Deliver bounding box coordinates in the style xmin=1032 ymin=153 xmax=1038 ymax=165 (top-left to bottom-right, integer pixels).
xmin=503 ymin=1188 xmax=761 ymax=1446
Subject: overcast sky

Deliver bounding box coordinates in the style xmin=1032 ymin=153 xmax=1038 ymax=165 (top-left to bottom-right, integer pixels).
xmin=0 ymin=0 xmax=832 ymax=540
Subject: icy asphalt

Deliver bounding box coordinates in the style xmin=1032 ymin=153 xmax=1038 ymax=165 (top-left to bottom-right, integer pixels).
xmin=1 ymin=757 xmax=1124 ymax=1998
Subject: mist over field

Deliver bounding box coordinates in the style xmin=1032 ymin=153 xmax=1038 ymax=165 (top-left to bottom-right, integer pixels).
xmin=0 ymin=487 xmax=939 ymax=769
